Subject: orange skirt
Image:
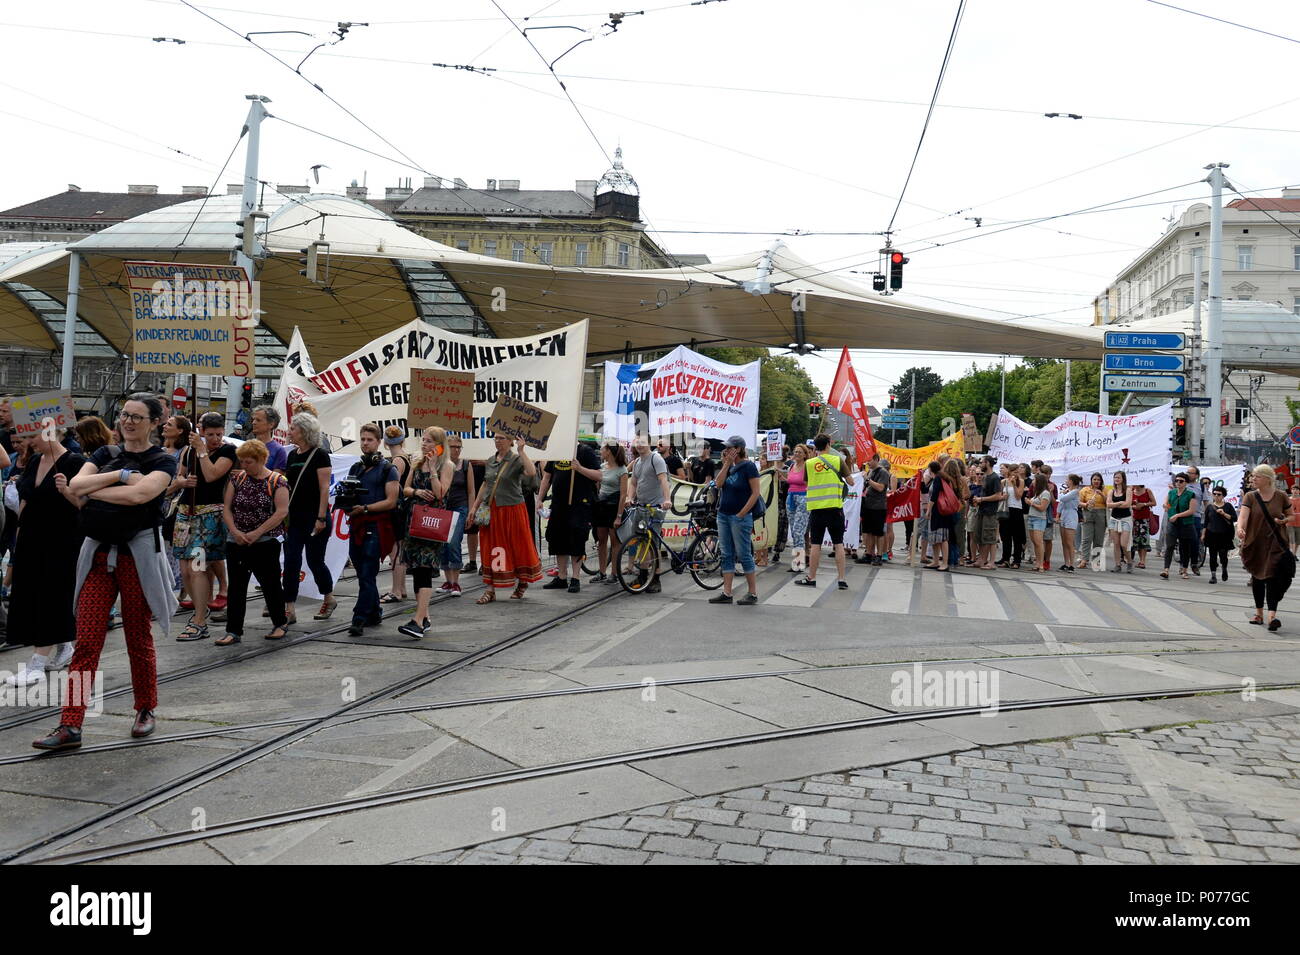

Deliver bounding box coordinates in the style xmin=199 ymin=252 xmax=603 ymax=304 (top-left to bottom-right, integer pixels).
xmin=479 ymin=502 xmax=543 ymax=588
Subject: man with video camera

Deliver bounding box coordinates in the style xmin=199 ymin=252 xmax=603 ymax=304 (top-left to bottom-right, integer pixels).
xmin=342 ymin=423 xmax=401 ymax=636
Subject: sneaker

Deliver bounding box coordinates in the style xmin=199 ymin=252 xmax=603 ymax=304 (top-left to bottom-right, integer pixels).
xmin=5 ymin=657 xmax=46 ymax=686
xmin=1209 ymin=574 xmax=1217 ymax=584
xmin=737 ymin=593 xmax=758 ymax=606
xmin=1221 ymin=568 xmax=1228 ymax=581
xmin=591 ymin=572 xmax=607 ymax=583
xmin=708 ymin=593 xmax=733 ymax=604
xmin=178 ymin=599 xmax=195 ymax=611
xmin=854 ymin=556 xmax=871 ymax=565
xmin=873 ymin=555 xmax=883 ymax=567
xmin=837 ymin=580 xmax=849 ymax=590
xmin=794 ymin=577 xmax=817 ymax=587
xmin=567 ymin=578 xmax=581 ymax=594
xmin=32 ymin=725 xmax=81 ymax=751
xmin=48 ymin=643 xmax=73 ymax=670
xmin=450 ymin=583 xmax=463 ymax=596
xmin=209 ymin=595 xmax=228 ymax=611
xmin=436 ymin=582 xmax=455 ymax=594
xmin=646 ymin=580 xmax=661 ymax=594
xmin=1191 ymin=565 xmax=1200 ymax=576
xmin=546 ymin=567 xmax=560 ymax=577
xmin=543 ymin=577 xmax=568 ymax=590
xmin=397 ymin=618 xmax=428 ymax=639
xmin=347 ymin=621 xmax=364 ymax=637
xmin=463 ymin=561 xmax=478 ymax=574
xmin=1126 ymin=561 xmax=1134 ymax=574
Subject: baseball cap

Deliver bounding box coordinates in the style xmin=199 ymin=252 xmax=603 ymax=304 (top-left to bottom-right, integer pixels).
xmin=724 ymin=435 xmax=746 ymax=449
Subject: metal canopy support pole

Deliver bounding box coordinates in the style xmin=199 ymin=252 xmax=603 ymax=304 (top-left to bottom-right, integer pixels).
xmin=908 ymin=370 xmax=916 ymax=449
xmin=1204 ymin=162 xmax=1228 ymax=465
xmin=1099 ymin=296 xmax=1110 ymax=415
xmin=1064 ymin=360 xmax=1072 ymax=412
xmin=1188 ymin=249 xmax=1203 ymax=457
xmin=226 ymin=94 xmax=270 ymax=423
xmin=60 ymin=251 xmax=81 ymax=397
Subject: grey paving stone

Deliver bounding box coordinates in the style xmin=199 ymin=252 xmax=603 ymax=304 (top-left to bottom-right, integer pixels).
xmin=624 ymin=816 xmax=695 ymax=836
xmin=903 ymin=848 xmax=974 ymax=864
xmin=1102 ymin=846 xmax=1151 ymax=863
xmin=737 ymin=812 xmax=808 ymax=833
xmin=828 ymin=839 xmax=903 ymax=862
xmin=809 ymin=820 xmax=879 ymax=840
xmin=759 ymin=830 xmax=829 ymax=853
xmin=459 ymin=850 xmax=517 ymax=865
xmin=518 ymin=839 xmax=575 ymax=861
xmin=533 ymin=826 xmax=578 ymax=840
xmin=1235 ymin=830 xmax=1300 ymax=849
xmin=802 ymin=781 xmax=868 ymax=798
xmin=583 ymin=816 xmax=630 ymax=830
xmin=917 ymin=818 xmax=983 ymax=838
xmin=1027 ymin=846 xmax=1079 ymax=864
xmin=800 ymin=805 xmax=852 ymax=822
xmin=476 ymin=837 xmax=526 ymax=853
xmin=572 ymin=828 xmax=646 ymax=849
xmin=717 ymin=843 xmax=767 ymax=863
xmin=951 ymin=837 xmax=1024 ymax=858
xmin=569 ymin=845 xmax=650 ymax=865
xmin=646 ymin=853 xmax=722 ymax=865
xmin=1212 ymin=843 xmax=1267 ymax=862
xmin=641 ymin=835 xmax=718 ymax=859
xmin=695 ymin=823 xmax=761 ymax=845
xmin=766 ymin=850 xmax=842 ymax=865
xmin=888 ymin=803 xmax=957 ymax=820
xmin=877 ymin=828 xmax=948 ymax=849
xmin=720 ymin=797 xmax=785 ymax=815
xmin=671 ymin=805 xmax=740 ymax=825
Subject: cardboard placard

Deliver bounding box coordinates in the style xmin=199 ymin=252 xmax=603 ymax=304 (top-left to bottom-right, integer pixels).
xmin=408 ymin=369 xmax=475 ymax=430
xmin=487 ymin=395 xmax=557 ymax=450
xmin=961 ymin=413 xmax=983 ymax=453
xmin=125 ymin=261 xmax=254 ymax=377
xmin=11 ymin=390 xmax=76 ymax=436
xmin=984 ymin=412 xmax=999 ymax=452
xmin=765 ymin=429 xmax=785 ymax=461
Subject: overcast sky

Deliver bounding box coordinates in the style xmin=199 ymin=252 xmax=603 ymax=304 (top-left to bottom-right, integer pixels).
xmin=4 ymin=0 xmax=1299 ymax=406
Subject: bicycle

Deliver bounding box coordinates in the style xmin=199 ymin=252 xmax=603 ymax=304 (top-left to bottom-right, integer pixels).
xmin=613 ymin=502 xmax=723 ymax=592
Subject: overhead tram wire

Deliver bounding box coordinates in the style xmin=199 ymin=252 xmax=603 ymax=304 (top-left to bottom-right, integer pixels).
xmin=884 ymin=0 xmax=966 ymax=236
xmin=172 ymin=128 xmax=247 ymax=259
xmin=1144 ymin=0 xmax=1300 ymax=47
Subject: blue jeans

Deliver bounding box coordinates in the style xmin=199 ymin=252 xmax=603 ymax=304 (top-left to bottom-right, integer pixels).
xmin=439 ymin=507 xmax=469 ymax=570
xmin=718 ymin=512 xmax=756 ymax=575
xmin=349 ymin=524 xmax=382 ymax=624
xmin=1191 ymin=516 xmax=1203 ymax=566
xmin=283 ymin=521 xmax=334 ymax=603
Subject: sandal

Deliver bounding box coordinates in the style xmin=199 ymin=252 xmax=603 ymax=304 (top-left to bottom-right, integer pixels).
xmin=379 ymin=593 xmax=403 ymax=604
xmin=476 ymin=591 xmax=496 ymax=605
xmin=214 ymin=633 xmax=241 ymax=646
xmin=265 ymin=625 xmax=289 ymax=641
xmin=176 ymin=621 xmax=209 ymax=642
xmin=1249 ymin=613 xmax=1264 ymax=626
xmin=313 ymin=598 xmax=338 ymax=620
xmin=1180 ymin=571 xmax=1189 ymax=580
xmin=510 ymin=586 xmax=527 ymax=600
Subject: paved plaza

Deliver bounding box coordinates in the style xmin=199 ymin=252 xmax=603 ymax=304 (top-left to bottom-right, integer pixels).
xmin=3 ymin=552 xmax=1299 ymax=864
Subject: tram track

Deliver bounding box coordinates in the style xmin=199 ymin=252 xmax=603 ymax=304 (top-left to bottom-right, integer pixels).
xmin=4 ymin=643 xmax=1298 ymax=766
xmin=25 ymin=679 xmax=1300 ymax=865
xmin=0 ymin=586 xmax=624 ymax=865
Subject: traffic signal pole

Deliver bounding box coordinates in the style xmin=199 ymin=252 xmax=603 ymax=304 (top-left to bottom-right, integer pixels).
xmin=226 ymin=94 xmax=270 ymax=422
xmin=1203 ymin=162 xmax=1228 ymax=465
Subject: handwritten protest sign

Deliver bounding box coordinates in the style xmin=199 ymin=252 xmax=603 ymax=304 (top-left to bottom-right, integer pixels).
xmin=487 ymin=395 xmax=557 ymax=450
xmin=407 ymin=369 xmax=475 ymax=430
xmin=12 ymin=390 xmax=75 ymax=436
xmin=961 ymin=413 xmax=983 ymax=453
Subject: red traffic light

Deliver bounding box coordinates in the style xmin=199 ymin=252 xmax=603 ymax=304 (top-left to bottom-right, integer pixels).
xmin=890 ymin=252 xmax=905 ymax=265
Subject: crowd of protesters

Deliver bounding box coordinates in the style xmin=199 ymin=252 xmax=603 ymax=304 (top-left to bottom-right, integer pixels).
xmin=0 ymin=389 xmax=1293 ymax=751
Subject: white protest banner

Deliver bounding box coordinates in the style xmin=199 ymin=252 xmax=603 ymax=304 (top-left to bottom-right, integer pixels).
xmin=281 ymin=453 xmax=359 ymax=601
xmin=602 ymin=345 xmax=759 ymax=442
xmin=272 ymin=319 xmax=588 ymax=461
xmin=11 ymin=390 xmax=75 ymax=436
xmin=988 ymin=402 xmax=1174 ymax=486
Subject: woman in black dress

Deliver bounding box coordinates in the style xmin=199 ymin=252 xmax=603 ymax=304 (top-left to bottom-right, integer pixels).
xmin=3 ymin=428 xmax=85 ymax=686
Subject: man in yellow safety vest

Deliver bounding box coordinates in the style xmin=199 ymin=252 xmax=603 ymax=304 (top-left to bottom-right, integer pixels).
xmin=796 ymin=433 xmax=850 ymax=590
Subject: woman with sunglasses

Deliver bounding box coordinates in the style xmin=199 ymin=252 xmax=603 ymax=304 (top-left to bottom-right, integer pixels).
xmin=1105 ymin=471 xmax=1134 ymax=573
xmin=1160 ymin=473 xmax=1198 ymax=580
xmin=1203 ymin=486 xmax=1237 ymax=584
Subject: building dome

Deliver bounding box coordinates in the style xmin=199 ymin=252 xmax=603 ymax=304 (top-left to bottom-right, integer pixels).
xmin=596 ymin=147 xmax=639 ymax=197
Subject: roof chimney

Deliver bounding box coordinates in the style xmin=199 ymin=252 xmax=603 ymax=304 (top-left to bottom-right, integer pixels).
xmin=227 ymin=183 xmax=243 ymax=196
xmin=499 ymin=179 xmax=520 ymax=191
xmin=453 ymin=178 xmax=467 ymax=189
xmin=67 ymin=184 xmax=81 ymax=192
xmin=1283 ymin=187 xmax=1300 ymax=199
xmin=486 ymin=178 xmax=497 ymax=191
xmin=278 ymin=184 xmax=310 ymax=194
xmin=127 ymin=184 xmax=159 ymax=195
xmin=385 ymin=184 xmax=414 ymax=200
xmin=575 ymin=179 xmax=597 ymax=198
xmin=423 ymin=176 xmax=442 ymax=189
xmin=346 ymin=183 xmax=368 ymax=199
xmin=181 ymin=185 xmax=208 ymax=197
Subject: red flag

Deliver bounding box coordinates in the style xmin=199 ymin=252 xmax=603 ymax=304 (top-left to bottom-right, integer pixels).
xmin=886 ymin=476 xmax=920 ymax=524
xmin=828 ymin=347 xmax=877 ymax=464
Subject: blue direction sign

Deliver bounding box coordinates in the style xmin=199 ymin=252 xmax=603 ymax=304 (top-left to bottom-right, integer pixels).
xmin=1104 ymin=353 xmax=1185 ymax=372
xmin=1180 ymin=397 xmax=1211 ymax=408
xmin=1103 ymin=373 xmax=1185 ymax=394
xmin=1103 ymin=330 xmax=1185 ymax=351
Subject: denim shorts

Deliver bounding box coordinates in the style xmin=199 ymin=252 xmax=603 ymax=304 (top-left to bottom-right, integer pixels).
xmin=1027 ymin=515 xmax=1048 ymax=532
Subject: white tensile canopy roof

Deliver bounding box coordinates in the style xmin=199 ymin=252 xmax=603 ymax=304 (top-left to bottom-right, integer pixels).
xmin=0 ymin=192 xmax=1108 ymax=366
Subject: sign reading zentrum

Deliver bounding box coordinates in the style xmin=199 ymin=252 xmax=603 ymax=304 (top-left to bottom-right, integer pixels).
xmin=125 ymin=261 xmax=256 ymax=377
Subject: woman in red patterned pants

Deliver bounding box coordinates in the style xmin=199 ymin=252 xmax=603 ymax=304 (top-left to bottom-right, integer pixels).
xmin=33 ymin=394 xmax=179 ymax=751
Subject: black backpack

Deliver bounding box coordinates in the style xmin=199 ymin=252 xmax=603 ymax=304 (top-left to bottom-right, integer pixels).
xmin=78 ymin=445 xmax=171 ymax=549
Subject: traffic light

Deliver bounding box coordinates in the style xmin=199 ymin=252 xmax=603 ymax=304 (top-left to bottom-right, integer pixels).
xmin=241 ymin=382 xmax=253 ymax=409
xmin=872 ymin=272 xmax=886 ymax=292
xmin=1175 ymin=416 xmax=1186 ymax=446
xmin=889 ymin=394 xmax=896 ymax=409
xmin=889 ymin=251 xmax=908 ymax=290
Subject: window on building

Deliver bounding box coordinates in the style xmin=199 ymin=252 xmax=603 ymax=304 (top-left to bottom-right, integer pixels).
xmin=617 ymin=242 xmax=630 ymax=267
xmin=485 ymin=240 xmax=497 ymax=257
xmin=1234 ymin=398 xmax=1251 ymax=426
xmin=511 ymin=241 xmax=525 ymax=263
xmin=575 ymin=242 xmax=588 ymax=266
xmin=1237 ymin=245 xmax=1253 ymax=270
xmin=1294 ymin=246 xmax=1300 ymax=270
xmin=456 ymin=239 xmax=470 ymax=252
xmin=538 ymin=241 xmax=553 ymax=265
xmin=1294 ymin=295 xmax=1300 ymax=316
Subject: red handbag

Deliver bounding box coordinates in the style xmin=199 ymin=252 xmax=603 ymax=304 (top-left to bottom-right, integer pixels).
xmin=409 ymin=504 xmax=462 ymax=543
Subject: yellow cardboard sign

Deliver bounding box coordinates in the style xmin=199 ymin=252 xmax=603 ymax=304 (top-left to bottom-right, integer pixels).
xmin=874 ymin=433 xmax=965 ymax=476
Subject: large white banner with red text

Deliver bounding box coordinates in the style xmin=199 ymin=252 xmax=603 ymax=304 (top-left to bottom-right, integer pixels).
xmin=988 ymin=402 xmax=1174 ymax=487
xmin=602 ymin=345 xmax=759 ymax=441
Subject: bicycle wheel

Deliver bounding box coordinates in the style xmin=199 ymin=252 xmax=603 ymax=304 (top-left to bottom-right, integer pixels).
xmin=687 ymin=529 xmax=724 ymax=590
xmin=615 ymin=533 xmax=659 ymax=594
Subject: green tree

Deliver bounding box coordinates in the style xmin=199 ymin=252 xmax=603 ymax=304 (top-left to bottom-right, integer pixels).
xmin=701 ymin=347 xmax=824 ymax=444
xmin=890 ymin=366 xmax=944 ymax=411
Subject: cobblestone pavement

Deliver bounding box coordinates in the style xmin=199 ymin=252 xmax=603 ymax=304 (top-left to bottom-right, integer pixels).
xmin=405 ymin=714 xmax=1300 ymax=864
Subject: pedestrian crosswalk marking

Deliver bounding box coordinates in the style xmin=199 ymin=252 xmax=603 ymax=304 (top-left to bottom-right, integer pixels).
xmin=1112 ymin=592 xmax=1215 ymax=636
xmin=1023 ymin=582 xmax=1108 ymax=628
xmin=950 ymin=574 xmax=1008 ymax=620
xmin=861 ymin=571 xmax=914 ymax=616
xmin=764 ymin=574 xmax=829 ymax=607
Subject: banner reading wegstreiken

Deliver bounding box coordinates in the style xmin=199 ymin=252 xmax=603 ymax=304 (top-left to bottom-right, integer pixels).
xmin=602 ymin=345 xmax=759 ymax=441
xmin=272 ymin=319 xmax=588 ymax=461
xmin=988 ymin=403 xmax=1174 ymax=486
